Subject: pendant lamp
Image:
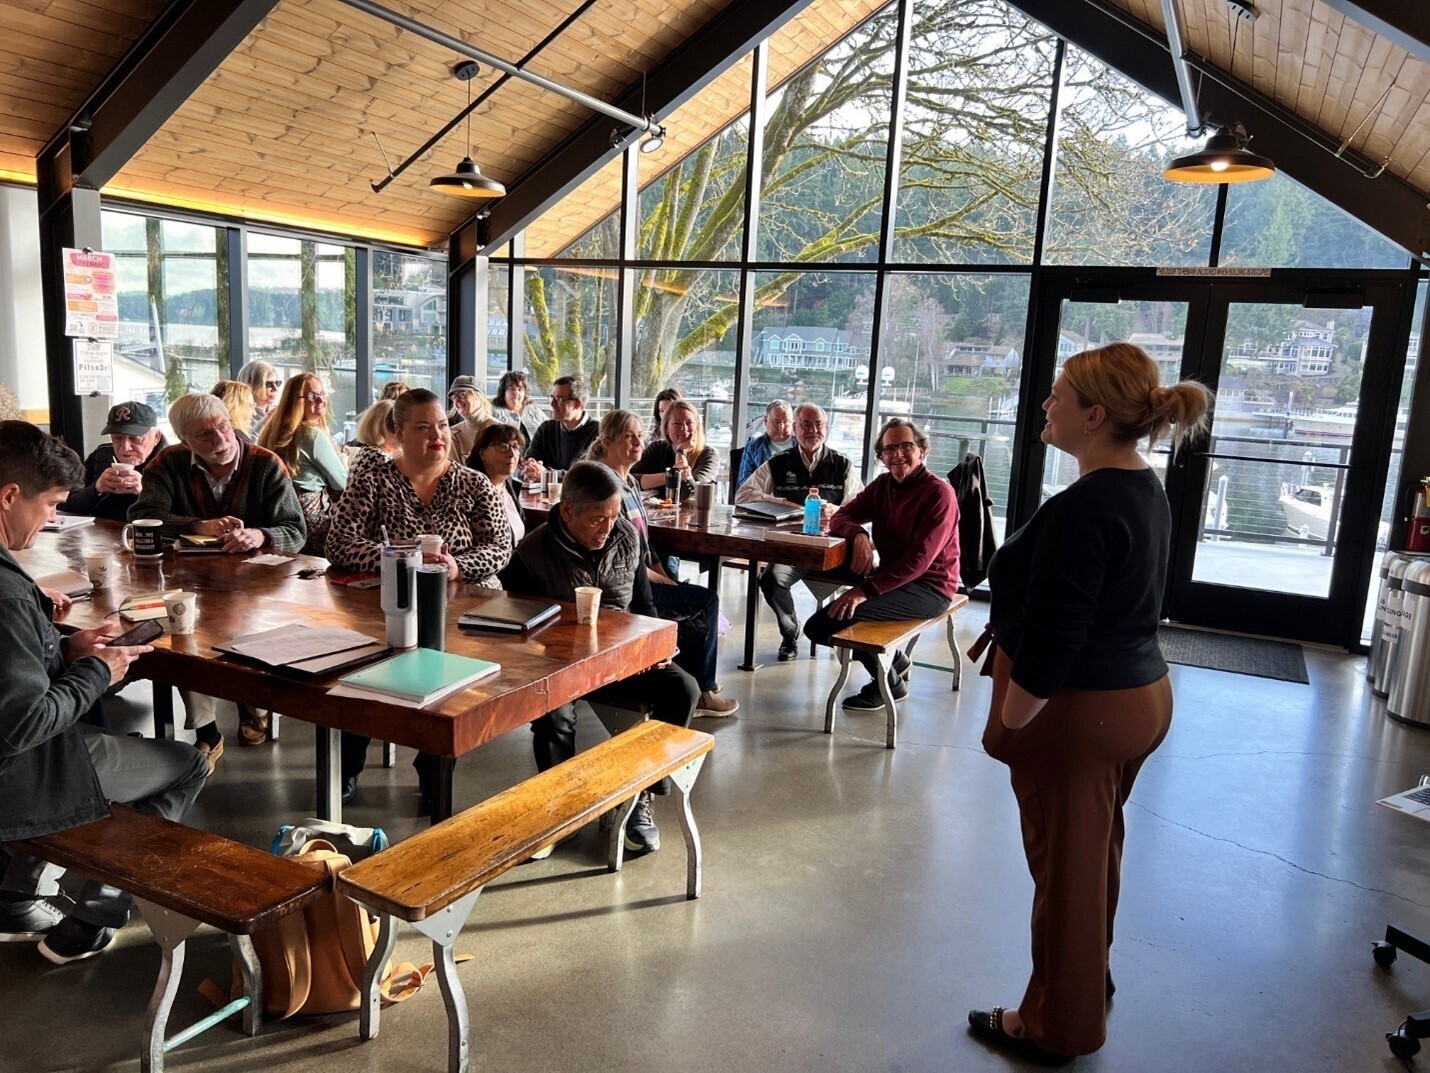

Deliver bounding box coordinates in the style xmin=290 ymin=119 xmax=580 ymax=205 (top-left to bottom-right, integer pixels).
xmin=431 ymin=61 xmax=506 ymax=199
xmin=1164 ymin=126 xmax=1275 ymax=184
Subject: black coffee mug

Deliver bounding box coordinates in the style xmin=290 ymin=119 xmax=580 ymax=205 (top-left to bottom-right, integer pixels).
xmin=122 ymin=519 xmax=164 ymax=558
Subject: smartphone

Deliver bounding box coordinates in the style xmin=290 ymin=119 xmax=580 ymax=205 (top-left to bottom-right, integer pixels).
xmin=108 ymin=619 xmax=164 ymax=647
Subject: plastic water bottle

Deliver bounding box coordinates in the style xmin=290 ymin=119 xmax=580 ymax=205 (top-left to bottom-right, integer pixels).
xmin=803 ymin=487 xmax=822 ymax=535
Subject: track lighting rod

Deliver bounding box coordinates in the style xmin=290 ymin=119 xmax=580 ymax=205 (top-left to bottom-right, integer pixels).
xmin=339 ymin=0 xmax=659 ymax=134
xmin=1158 ymin=0 xmax=1204 ymax=138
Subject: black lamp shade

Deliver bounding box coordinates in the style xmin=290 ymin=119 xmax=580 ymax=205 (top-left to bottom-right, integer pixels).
xmin=1164 ymin=132 xmax=1275 ymax=184
xmin=430 ymin=156 xmax=506 ymax=198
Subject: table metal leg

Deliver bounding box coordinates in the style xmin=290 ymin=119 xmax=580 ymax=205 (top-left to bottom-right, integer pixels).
xmin=738 ymin=562 xmax=763 ymax=672
xmin=316 ymin=726 xmax=341 ymax=821
xmin=430 ymin=758 xmax=455 ymax=824
xmin=151 ymin=684 xmax=175 ymax=741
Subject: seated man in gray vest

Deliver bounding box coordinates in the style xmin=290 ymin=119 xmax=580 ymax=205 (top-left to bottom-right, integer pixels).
xmin=0 ymin=421 xmax=208 ymax=963
xmin=502 ymin=461 xmax=699 ymax=856
xmin=736 ymin=403 xmax=863 ymax=661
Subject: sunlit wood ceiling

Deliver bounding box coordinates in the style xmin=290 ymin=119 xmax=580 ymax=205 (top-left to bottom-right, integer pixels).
xmin=1109 ymin=0 xmax=1430 ymax=197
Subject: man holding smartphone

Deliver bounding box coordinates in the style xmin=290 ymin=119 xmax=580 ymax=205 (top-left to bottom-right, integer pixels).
xmin=0 ymin=421 xmax=208 ymax=964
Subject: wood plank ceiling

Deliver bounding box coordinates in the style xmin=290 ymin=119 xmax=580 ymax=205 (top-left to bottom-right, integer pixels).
xmin=0 ymin=0 xmax=1427 ymax=251
xmin=1108 ymin=0 xmax=1430 ymax=199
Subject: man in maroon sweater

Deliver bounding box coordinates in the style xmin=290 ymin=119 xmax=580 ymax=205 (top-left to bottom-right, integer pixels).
xmin=804 ymin=417 xmax=961 ymax=712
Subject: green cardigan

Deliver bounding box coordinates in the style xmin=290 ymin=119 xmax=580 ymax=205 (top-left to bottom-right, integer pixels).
xmin=131 ymin=441 xmax=307 ymax=553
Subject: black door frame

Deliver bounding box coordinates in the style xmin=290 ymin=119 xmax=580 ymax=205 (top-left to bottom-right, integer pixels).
xmin=1009 ymin=266 xmax=1419 ymax=648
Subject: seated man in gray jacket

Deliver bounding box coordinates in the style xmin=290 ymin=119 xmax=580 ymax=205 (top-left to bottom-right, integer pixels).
xmin=502 ymin=461 xmax=698 ymax=856
xmin=0 ymin=421 xmax=208 ymax=963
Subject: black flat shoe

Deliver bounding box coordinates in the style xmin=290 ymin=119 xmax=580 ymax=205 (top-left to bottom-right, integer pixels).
xmin=1106 ymin=973 xmax=1115 ymax=1001
xmin=967 ymin=1008 xmax=1073 ymax=1066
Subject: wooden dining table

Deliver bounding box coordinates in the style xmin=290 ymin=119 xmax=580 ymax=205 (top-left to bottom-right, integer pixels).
xmin=19 ymin=521 xmax=677 ymax=823
xmin=520 ymin=492 xmax=848 ymax=671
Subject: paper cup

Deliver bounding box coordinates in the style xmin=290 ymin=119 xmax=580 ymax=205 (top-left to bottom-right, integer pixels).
xmin=164 ymin=591 xmax=197 ymax=635
xmin=550 ymin=482 xmax=562 ymax=502
xmin=84 ymin=553 xmax=112 ymax=586
xmin=109 ymin=461 xmax=136 ymax=473
xmin=574 ymin=586 xmax=601 ymax=625
xmin=418 ymin=533 xmax=443 ymax=559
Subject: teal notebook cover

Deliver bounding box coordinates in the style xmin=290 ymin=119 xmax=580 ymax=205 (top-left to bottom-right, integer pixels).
xmin=340 ymin=647 xmax=499 ymax=702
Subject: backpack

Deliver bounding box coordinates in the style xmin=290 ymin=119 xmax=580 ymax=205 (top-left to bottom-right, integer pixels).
xmin=203 ymin=839 xmax=429 ymax=1019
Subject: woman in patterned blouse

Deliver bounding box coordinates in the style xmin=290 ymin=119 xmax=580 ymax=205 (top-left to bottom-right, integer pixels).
xmin=325 ymin=388 xmax=510 ymax=586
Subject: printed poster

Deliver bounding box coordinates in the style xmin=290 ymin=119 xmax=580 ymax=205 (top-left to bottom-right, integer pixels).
xmin=73 ymin=339 xmax=113 ymax=394
xmin=62 ymin=248 xmax=119 ymax=339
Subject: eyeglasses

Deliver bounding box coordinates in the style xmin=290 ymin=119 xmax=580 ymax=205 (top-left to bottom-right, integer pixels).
xmin=797 ymin=421 xmax=826 ymax=432
xmin=487 ymin=441 xmax=520 ymax=454
xmin=550 ymin=394 xmax=579 ymax=406
xmin=304 ymin=392 xmax=326 ymax=404
xmin=191 ymin=422 xmax=233 ymax=444
xmin=878 ymin=441 xmax=919 ymax=457
xmin=264 ymin=380 xmax=282 ymax=390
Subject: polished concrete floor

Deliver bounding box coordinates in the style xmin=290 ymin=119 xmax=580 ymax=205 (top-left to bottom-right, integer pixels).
xmin=4 ymin=579 xmax=1430 ymax=1073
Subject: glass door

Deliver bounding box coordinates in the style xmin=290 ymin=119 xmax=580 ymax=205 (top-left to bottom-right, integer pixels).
xmin=1017 ymin=269 xmax=1414 ymax=647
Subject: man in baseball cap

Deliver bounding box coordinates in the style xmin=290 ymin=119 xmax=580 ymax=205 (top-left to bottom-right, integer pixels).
xmin=62 ymin=401 xmax=167 ymax=522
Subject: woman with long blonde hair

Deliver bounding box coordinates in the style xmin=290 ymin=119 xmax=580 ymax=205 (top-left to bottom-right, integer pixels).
xmin=631 ymin=398 xmax=717 ymax=492
xmin=257 ymin=371 xmax=347 ymax=554
xmin=210 ymin=380 xmax=257 ymax=444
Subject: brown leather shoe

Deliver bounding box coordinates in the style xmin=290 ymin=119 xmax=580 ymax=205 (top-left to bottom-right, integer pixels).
xmin=695 ymin=690 xmax=739 ymax=717
xmin=196 ymin=736 xmax=224 ymax=774
xmin=236 ymin=706 xmax=270 ymax=746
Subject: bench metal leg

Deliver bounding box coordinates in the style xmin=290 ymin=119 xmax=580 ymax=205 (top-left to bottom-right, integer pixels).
xmin=946 ymin=617 xmax=961 ymax=691
xmin=229 ymin=933 xmax=263 ymax=1036
xmin=823 ymin=648 xmax=852 ymax=735
xmin=607 ymin=795 xmax=639 ymax=873
xmin=360 ymin=913 xmax=400 ymax=1041
xmin=875 ymin=654 xmax=899 ymax=749
xmin=669 ymin=754 xmax=708 ymax=899
xmin=413 ymin=891 xmax=482 ymax=1073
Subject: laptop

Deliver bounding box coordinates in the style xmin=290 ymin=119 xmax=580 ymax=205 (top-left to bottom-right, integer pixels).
xmin=1377 ymin=779 xmax=1430 ymax=821
xmin=734 ymin=500 xmax=802 ymax=523
xmin=458 ymin=594 xmax=562 ymax=633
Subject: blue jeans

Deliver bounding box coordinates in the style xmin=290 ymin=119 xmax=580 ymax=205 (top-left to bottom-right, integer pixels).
xmin=651 ymin=580 xmax=720 ymax=693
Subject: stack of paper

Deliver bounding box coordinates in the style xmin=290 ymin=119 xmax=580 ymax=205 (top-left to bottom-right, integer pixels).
xmin=42 ymin=514 xmax=94 ymax=532
xmin=215 ymin=623 xmax=389 ymax=676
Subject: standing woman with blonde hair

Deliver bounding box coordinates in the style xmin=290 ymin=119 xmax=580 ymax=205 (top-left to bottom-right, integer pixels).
xmin=258 ymin=372 xmax=347 ymax=554
xmin=970 ymin=343 xmax=1210 ymax=1062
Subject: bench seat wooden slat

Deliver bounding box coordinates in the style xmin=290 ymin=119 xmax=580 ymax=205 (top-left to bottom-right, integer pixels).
xmin=338 ymin=721 xmax=713 ymax=922
xmin=11 ymin=805 xmax=330 ymax=934
xmin=829 ymin=593 xmax=970 ymax=654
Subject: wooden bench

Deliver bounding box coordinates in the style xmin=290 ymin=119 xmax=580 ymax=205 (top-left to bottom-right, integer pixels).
xmin=11 ymin=805 xmax=330 ymax=1073
xmin=336 ymin=721 xmax=715 ymax=1073
xmin=823 ymin=593 xmax=971 ymax=749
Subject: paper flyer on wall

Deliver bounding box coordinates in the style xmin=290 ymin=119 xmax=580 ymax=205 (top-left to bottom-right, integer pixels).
xmin=61 ymin=248 xmax=119 ymax=339
xmin=73 ymin=340 xmax=113 ymax=394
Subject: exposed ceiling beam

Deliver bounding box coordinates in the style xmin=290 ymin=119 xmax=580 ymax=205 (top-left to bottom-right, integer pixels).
xmin=470 ymin=0 xmax=816 ymax=258
xmin=1004 ymin=0 xmax=1430 ymax=261
xmin=37 ymin=0 xmax=279 ymax=214
xmin=1318 ymin=0 xmax=1430 ymax=66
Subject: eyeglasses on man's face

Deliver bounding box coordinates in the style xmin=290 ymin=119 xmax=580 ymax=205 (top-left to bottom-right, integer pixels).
xmin=192 ymin=422 xmax=234 ymax=444
xmin=550 ymin=393 xmax=579 ymax=406
xmin=879 ymin=440 xmax=919 ymax=457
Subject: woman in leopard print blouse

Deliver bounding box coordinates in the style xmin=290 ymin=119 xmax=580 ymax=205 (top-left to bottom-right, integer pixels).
xmin=325 ymin=388 xmax=510 ymax=585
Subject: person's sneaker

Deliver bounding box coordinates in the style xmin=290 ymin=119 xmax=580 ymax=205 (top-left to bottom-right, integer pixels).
xmin=624 ymin=792 xmax=660 ymax=854
xmin=696 ymin=690 xmax=739 ymax=717
xmin=38 ymin=917 xmax=114 ymax=964
xmin=842 ymin=678 xmax=909 ymax=712
xmin=0 ymin=899 xmax=63 ymax=942
xmin=777 ymin=638 xmax=800 ymax=662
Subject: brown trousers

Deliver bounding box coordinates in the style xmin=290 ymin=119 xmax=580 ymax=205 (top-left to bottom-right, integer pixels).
xmin=981 ymin=648 xmax=1173 ymax=1056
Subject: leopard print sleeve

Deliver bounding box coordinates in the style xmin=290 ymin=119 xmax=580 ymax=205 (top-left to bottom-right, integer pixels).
xmin=450 ymin=468 xmax=512 ymax=586
xmin=324 ymin=465 xmax=385 ymax=572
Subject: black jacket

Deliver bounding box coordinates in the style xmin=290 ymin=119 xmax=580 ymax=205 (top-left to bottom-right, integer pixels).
xmin=502 ymin=509 xmax=653 ymax=616
xmin=62 ymin=436 xmax=167 ymax=521
xmin=0 ymin=545 xmax=111 ymax=840
xmin=948 ymin=453 xmax=998 ymax=590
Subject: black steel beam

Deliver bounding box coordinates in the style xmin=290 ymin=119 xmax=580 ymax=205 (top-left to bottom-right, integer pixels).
xmin=38 ymin=0 xmax=278 ymax=211
xmin=38 ymin=189 xmax=102 ymax=448
xmin=473 ymin=0 xmax=815 ymax=254
xmin=1318 ymin=0 xmax=1430 ymax=66
xmin=1004 ymin=0 xmax=1430 ymax=261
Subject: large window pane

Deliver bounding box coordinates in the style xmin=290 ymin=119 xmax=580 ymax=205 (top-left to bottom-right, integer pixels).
xmin=102 ymin=210 xmax=226 ymax=419
xmin=633 ymin=268 xmax=741 ymax=481
xmin=1045 ymin=46 xmax=1216 ymax=266
xmin=894 ymin=1 xmax=1056 ymax=265
xmin=522 ymin=266 xmax=617 ymax=404
xmin=879 ymin=272 xmax=1031 ymax=531
xmin=487 ymin=260 xmax=509 ymax=394
xmin=747 ymin=271 xmax=878 ymax=468
xmin=757 ymin=6 xmax=897 ymax=264
xmin=246 ymin=236 xmax=355 ymax=436
xmin=638 ymin=59 xmax=750 ymax=262
xmin=1220 ymin=171 xmax=1410 ymax=270
xmin=372 ymin=250 xmax=447 ymax=405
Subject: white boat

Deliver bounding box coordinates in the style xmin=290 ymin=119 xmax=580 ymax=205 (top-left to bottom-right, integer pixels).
xmin=1280 ymin=482 xmax=1335 ymax=540
xmin=1290 ymin=406 xmax=1357 ymax=444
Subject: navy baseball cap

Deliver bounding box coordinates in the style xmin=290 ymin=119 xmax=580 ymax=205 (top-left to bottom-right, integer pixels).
xmin=101 ymin=401 xmax=158 ymax=436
